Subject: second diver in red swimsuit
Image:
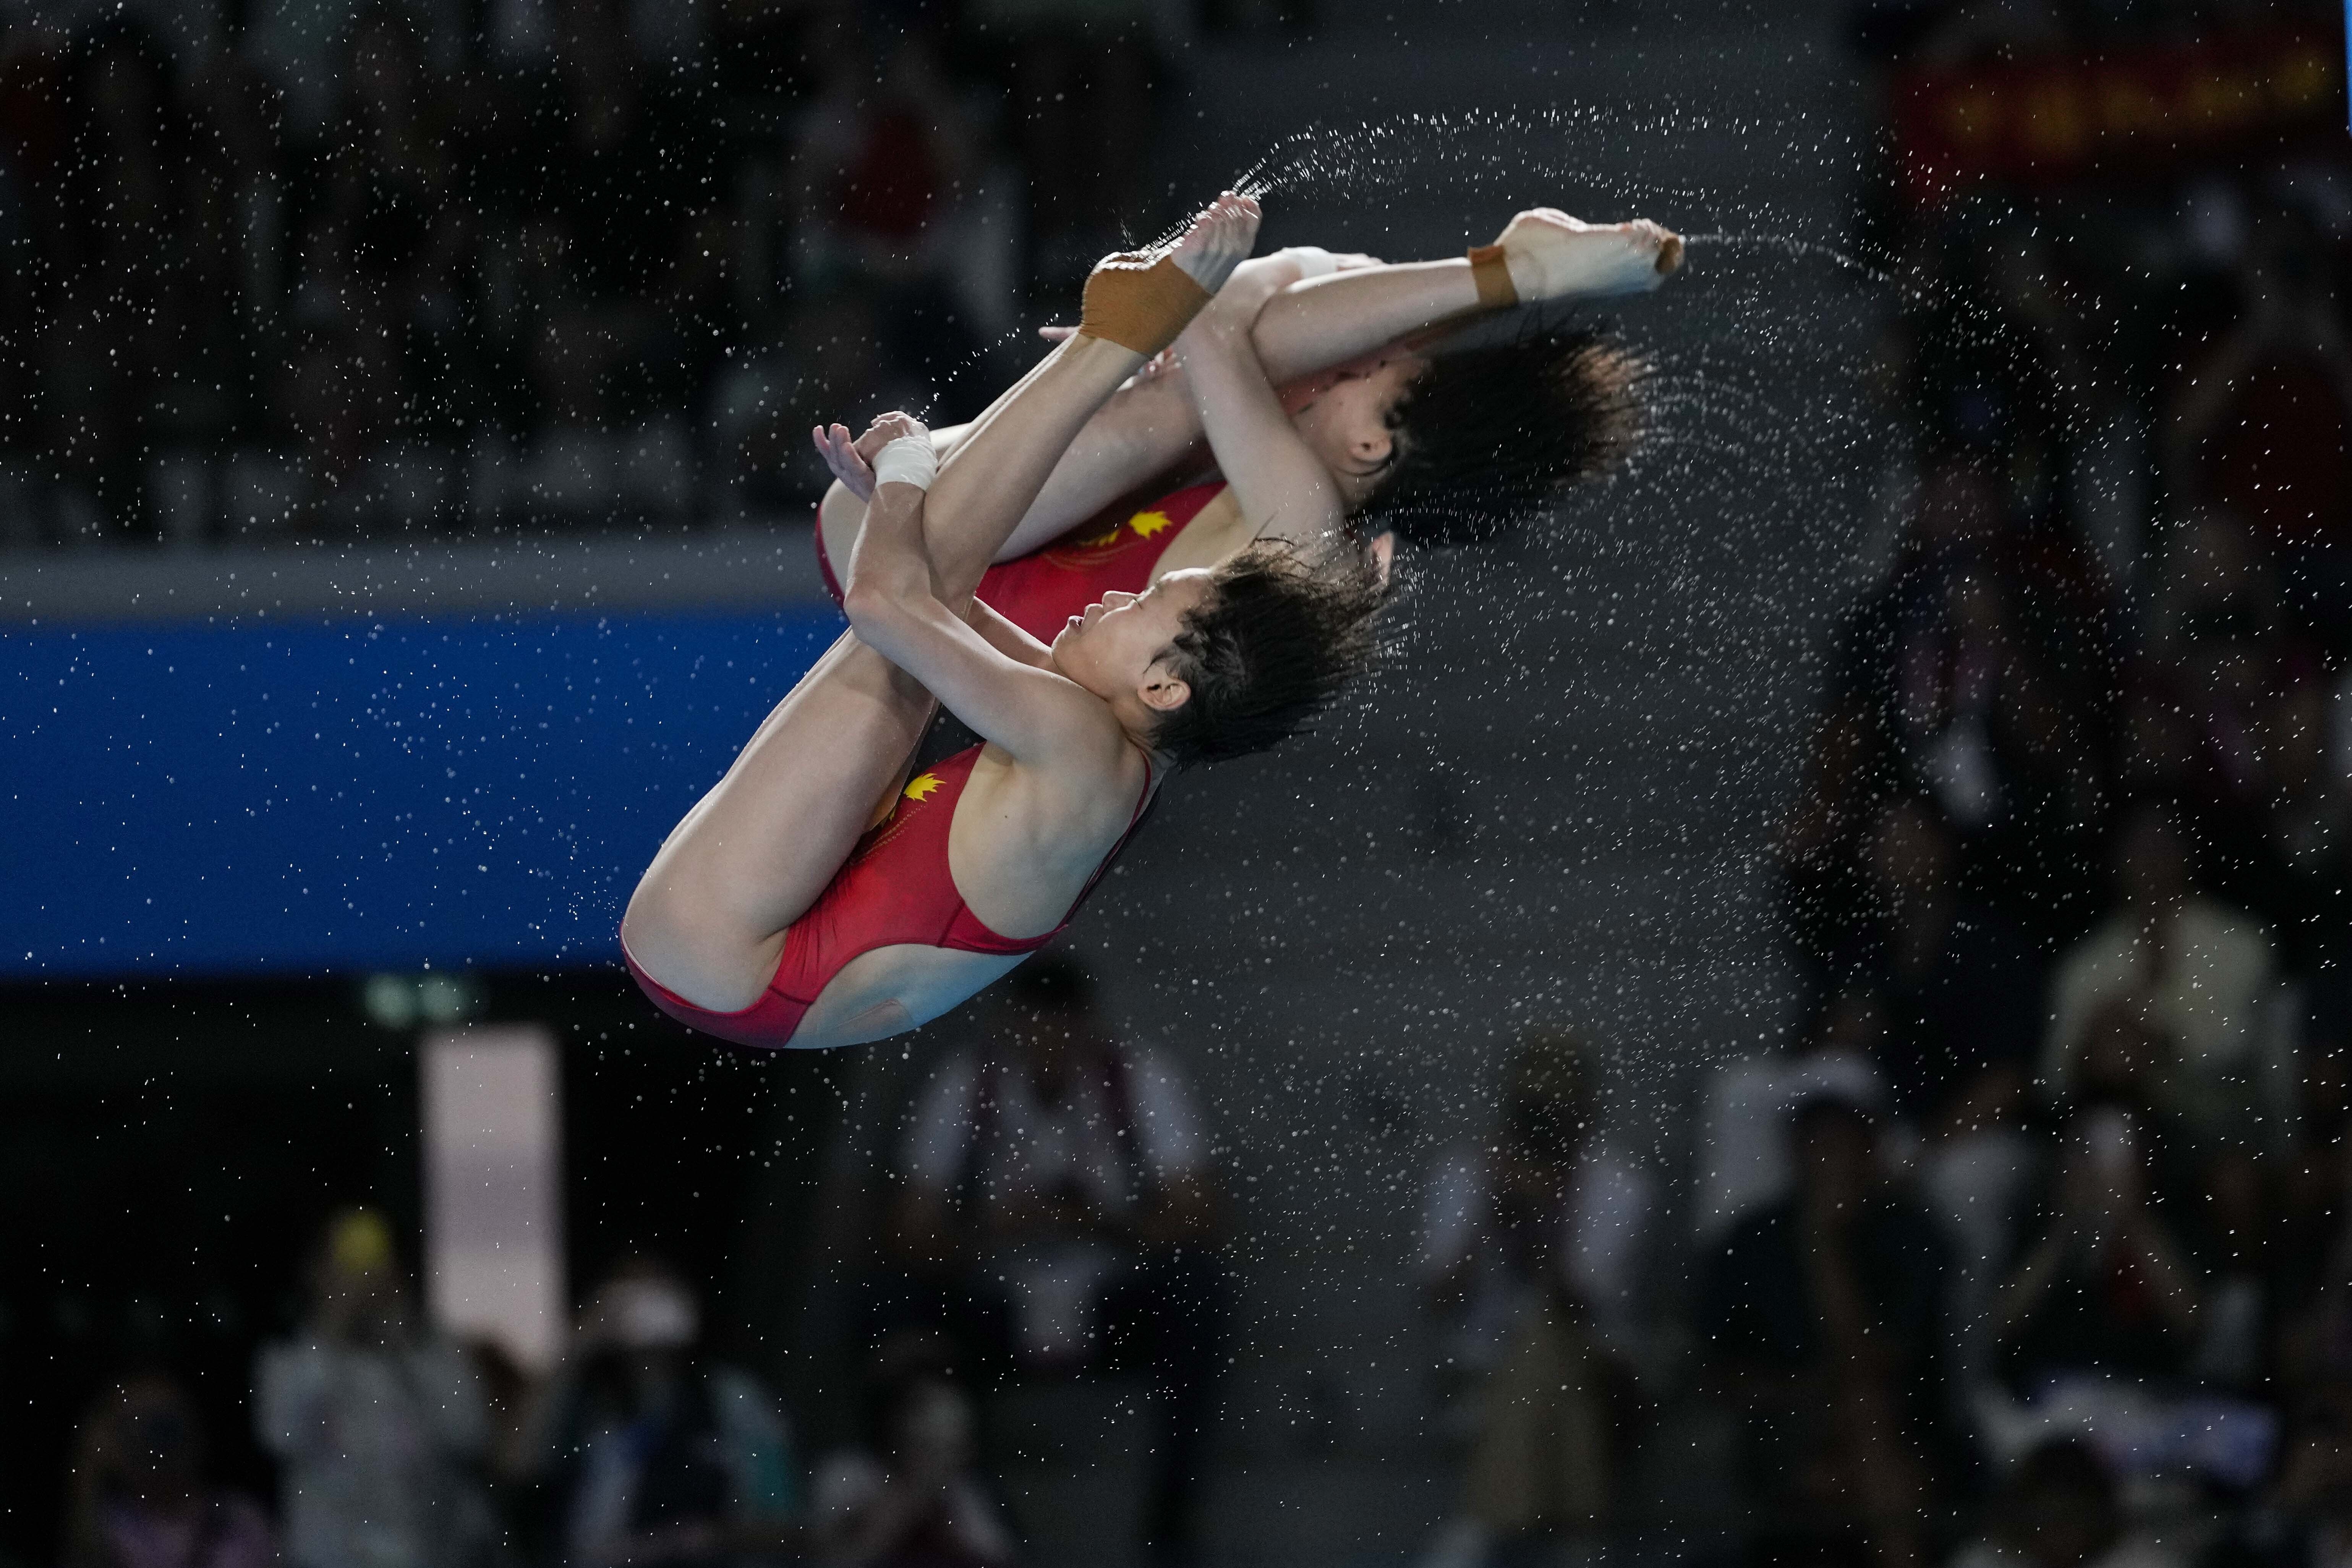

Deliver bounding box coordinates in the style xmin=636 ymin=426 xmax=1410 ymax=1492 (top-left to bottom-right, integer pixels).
xmin=815 ymin=207 xmax=1685 ymax=641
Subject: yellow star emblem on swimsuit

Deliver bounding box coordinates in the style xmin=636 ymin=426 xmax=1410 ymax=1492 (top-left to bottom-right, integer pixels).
xmin=1129 ymin=509 xmax=1173 ymax=538
xmin=902 ymin=772 xmax=942 ymax=802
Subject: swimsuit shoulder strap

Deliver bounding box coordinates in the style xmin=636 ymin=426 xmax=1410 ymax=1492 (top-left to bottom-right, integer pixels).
xmin=1048 ymin=746 xmax=1159 ymax=933
xmin=1124 ymin=744 xmax=1158 ymax=829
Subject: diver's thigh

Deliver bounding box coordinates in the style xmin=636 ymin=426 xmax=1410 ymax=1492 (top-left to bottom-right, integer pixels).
xmin=622 ymin=632 xmax=933 ymax=1011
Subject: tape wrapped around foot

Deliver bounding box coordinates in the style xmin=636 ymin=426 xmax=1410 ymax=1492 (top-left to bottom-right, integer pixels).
xmin=1468 ymin=243 xmax=1518 ymax=310
xmin=1078 ymin=252 xmax=1213 ymax=356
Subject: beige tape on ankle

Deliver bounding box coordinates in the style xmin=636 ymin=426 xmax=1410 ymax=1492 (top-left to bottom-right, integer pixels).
xmin=1077 ymin=252 xmax=1213 ymax=356
xmin=1468 ymin=244 xmax=1518 ymax=310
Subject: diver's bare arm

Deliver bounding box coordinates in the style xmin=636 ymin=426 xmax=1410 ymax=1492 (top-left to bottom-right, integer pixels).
xmin=1176 ymin=303 xmax=1346 ymax=549
xmin=966 ymin=598 xmax=1055 ymax=669
xmin=842 ymin=471 xmax=1110 ymax=764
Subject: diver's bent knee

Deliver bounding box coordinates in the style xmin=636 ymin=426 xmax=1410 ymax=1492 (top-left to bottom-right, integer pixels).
xmin=620 ymin=888 xmax=772 ymax=1014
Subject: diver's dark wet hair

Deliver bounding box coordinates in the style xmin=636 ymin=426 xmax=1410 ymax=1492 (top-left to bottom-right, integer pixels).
xmin=1361 ymin=325 xmax=1649 ymax=548
xmin=1150 ymin=542 xmax=1382 ymax=769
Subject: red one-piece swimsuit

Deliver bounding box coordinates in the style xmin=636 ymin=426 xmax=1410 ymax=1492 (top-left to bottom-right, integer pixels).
xmin=816 ymin=480 xmax=1229 ymax=643
xmin=625 ymin=744 xmax=1155 ymax=1048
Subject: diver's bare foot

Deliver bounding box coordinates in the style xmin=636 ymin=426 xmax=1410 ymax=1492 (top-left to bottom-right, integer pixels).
xmin=1078 ymin=192 xmax=1262 ymax=355
xmin=1493 ymin=209 xmax=1683 ymax=300
xmin=1033 ymin=244 xmax=1364 ymax=344
xmin=1165 ymin=190 xmax=1262 ymax=295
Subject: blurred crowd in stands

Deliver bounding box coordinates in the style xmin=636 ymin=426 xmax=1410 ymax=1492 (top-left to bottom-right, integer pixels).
xmin=1650 ymin=0 xmax=2348 ymax=1560
xmin=0 ymin=0 xmax=1215 ymax=548
xmin=66 ymin=1205 xmax=1012 ymax=1568
xmin=1408 ymin=0 xmax=2349 ymax=1556
xmin=57 ymin=960 xmax=1225 ymax=1568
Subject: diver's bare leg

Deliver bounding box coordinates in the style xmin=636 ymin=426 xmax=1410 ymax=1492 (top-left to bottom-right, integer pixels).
xmin=976 ymin=260 xmax=1485 ymax=556
xmin=817 ymin=258 xmax=1478 ymax=567
xmin=820 ymin=217 xmax=1672 ymax=563
xmin=1009 ymin=214 xmax=1675 ymax=542
xmin=825 ymin=194 xmax=1260 ymax=601
xmin=621 ymin=630 xmax=938 ymax=1014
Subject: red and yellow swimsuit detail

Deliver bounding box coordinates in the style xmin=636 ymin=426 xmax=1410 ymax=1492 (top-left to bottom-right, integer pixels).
xmin=625 ymin=744 xmax=1155 ymax=1049
xmin=815 ymin=480 xmax=1230 ymax=642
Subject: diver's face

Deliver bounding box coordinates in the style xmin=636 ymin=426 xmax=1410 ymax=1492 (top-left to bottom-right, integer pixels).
xmin=1286 ymin=349 xmax=1425 ymax=505
xmin=1050 ymin=570 xmax=1214 ymax=711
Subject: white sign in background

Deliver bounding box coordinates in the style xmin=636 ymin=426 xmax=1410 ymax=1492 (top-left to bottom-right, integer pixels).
xmin=422 ymin=1025 xmax=566 ymax=1371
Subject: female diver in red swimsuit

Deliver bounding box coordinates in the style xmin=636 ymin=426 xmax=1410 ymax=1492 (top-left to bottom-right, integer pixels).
xmin=622 ymin=194 xmax=1382 ymax=1051
xmin=813 ymin=207 xmax=1686 ymax=640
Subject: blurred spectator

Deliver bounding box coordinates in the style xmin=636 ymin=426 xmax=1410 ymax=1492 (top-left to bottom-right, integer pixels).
xmin=977 ymin=0 xmax=1158 ymax=292
xmin=65 ymin=1377 xmax=275 ymax=1568
xmin=42 ymin=18 xmax=191 ymax=537
xmin=2185 ymin=1147 xmax=2277 ymax=1395
xmin=1702 ymin=1095 xmax=1949 ymax=1566
xmin=1778 ymin=460 xmax=2109 ymax=962
xmin=1415 ymin=1027 xmax=1651 ymax=1563
xmin=709 ymin=0 xmax=833 ymax=102
xmin=253 ymin=1206 xmax=497 ymax=1568
xmin=2275 ymin=977 xmax=2352 ymax=1387
xmin=2165 ymin=210 xmax=2352 ymax=655
xmin=2041 ymin=801 xmax=2279 ymax=1145
xmin=1693 ymin=991 xmax=1894 ymax=1241
xmin=788 ymin=18 xmax=988 ymax=399
xmin=499 ymin=0 xmax=732 ymax=516
xmin=1995 ymin=1107 xmax=2200 ymax=1390
xmin=0 ymin=0 xmax=1170 ymax=548
xmin=2210 ymin=1385 xmax=2352 ymax=1568
xmin=708 ymin=283 xmax=905 ymax=518
xmin=297 ymin=4 xmax=471 ymax=501
xmin=1829 ymin=797 xmax=2046 ymax=1378
xmin=2144 ymin=511 xmax=2299 ymax=873
xmin=520 ymin=1256 xmax=799 ymax=1567
xmin=2238 ymin=680 xmax=2352 ymax=977
xmin=1832 ymin=796 xmax=2043 ymax=1128
xmin=1945 ymin=1438 xmax=2181 ymax=1568
xmin=809 ymin=1360 xmax=1014 ymax=1568
xmin=1907 ymin=225 xmax=2097 ymax=517
xmin=882 ymin=956 xmax=1226 ymax=1565
xmin=1915 ymin=1048 xmax=2039 ymax=1391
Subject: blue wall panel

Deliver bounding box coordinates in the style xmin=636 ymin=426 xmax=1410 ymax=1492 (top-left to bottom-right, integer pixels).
xmin=2 ymin=608 xmax=842 ymax=978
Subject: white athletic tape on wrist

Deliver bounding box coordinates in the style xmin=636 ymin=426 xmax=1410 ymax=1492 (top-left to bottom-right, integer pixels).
xmin=873 ymin=434 xmax=937 ymax=491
